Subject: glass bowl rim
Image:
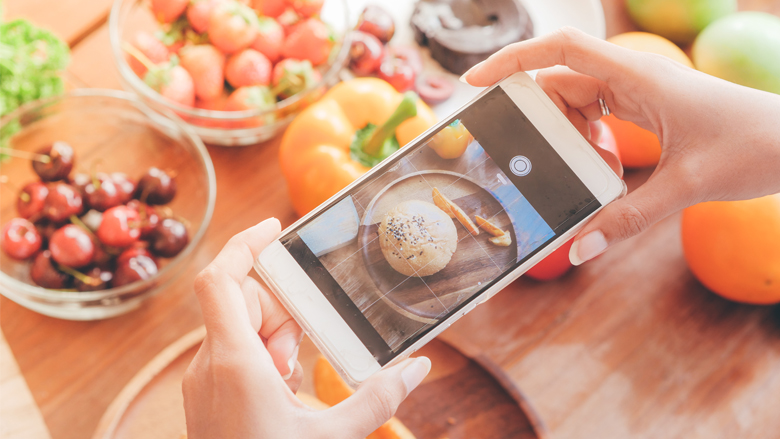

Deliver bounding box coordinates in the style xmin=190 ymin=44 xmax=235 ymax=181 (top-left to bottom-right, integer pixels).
xmin=0 ymin=88 xmax=217 ymax=302
xmin=108 ymin=0 xmax=352 ymax=121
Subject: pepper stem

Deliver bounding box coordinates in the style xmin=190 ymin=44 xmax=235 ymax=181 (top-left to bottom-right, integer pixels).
xmin=362 ymin=92 xmax=418 ymax=156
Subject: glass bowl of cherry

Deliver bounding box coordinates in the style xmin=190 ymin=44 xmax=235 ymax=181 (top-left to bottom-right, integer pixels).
xmin=109 ymin=0 xmax=352 ymax=146
xmin=0 ymin=89 xmax=216 ymax=320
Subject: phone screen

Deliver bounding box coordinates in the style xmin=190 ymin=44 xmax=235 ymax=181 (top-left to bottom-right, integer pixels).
xmin=280 ymin=87 xmax=600 ymax=365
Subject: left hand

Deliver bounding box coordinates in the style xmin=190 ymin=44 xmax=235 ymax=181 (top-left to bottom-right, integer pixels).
xmin=183 ymin=219 xmax=431 ymax=439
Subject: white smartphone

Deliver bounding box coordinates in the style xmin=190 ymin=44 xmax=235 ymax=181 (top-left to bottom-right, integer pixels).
xmin=255 ymin=72 xmax=626 ymax=387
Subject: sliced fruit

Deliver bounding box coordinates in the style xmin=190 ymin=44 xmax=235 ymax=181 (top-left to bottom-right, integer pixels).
xmin=431 ymin=187 xmax=478 ymax=235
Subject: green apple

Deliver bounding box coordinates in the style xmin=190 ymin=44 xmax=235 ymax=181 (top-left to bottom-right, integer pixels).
xmin=693 ymin=12 xmax=780 ymax=94
xmin=627 ymin=0 xmax=737 ymax=45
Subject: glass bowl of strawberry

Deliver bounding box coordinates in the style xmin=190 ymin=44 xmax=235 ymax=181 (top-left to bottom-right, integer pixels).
xmin=109 ymin=0 xmax=351 ymax=146
xmin=0 ymin=89 xmax=216 ymax=320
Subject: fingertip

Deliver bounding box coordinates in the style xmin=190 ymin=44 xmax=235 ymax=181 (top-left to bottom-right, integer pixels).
xmin=401 ymin=356 xmax=431 ymax=394
xmin=260 ymin=217 xmax=282 ymax=234
xmin=569 ymin=230 xmax=608 ymax=266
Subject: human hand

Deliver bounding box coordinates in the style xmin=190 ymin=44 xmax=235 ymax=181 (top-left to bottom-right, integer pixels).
xmin=462 ymin=28 xmax=780 ymax=265
xmin=183 ymin=218 xmax=431 ymax=439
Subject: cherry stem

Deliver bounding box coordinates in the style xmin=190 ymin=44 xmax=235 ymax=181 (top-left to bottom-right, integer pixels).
xmin=89 ymin=160 xmax=103 ymax=190
xmin=122 ymin=41 xmax=157 ymax=72
xmin=54 ymin=262 xmax=102 ymax=287
xmin=0 ymin=147 xmax=51 ymax=164
xmin=69 ymin=215 xmax=100 ymax=242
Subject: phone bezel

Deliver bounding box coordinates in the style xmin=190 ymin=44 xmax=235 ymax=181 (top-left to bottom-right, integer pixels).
xmin=254 ymin=72 xmax=626 ymax=386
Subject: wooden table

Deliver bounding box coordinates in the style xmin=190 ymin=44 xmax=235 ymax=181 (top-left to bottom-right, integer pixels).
xmin=3 ymin=1 xmax=780 ymax=438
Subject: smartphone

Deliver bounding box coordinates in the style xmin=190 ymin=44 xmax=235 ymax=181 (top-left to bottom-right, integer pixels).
xmin=255 ymin=72 xmax=626 ymax=386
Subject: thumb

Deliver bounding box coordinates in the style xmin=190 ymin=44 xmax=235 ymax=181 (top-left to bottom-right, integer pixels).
xmin=569 ymin=172 xmax=691 ymax=265
xmin=325 ymin=357 xmax=431 ymax=438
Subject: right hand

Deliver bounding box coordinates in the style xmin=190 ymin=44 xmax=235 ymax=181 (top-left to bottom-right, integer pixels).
xmin=462 ymin=27 xmax=780 ymax=265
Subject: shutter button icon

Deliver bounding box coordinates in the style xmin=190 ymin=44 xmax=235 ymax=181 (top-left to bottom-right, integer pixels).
xmin=509 ymin=156 xmax=532 ymax=176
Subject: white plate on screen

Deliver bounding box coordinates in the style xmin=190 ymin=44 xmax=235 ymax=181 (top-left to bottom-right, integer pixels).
xmin=327 ymin=0 xmax=606 ymax=117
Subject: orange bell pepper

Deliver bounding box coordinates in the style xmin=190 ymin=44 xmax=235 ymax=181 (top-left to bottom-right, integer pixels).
xmin=280 ymin=77 xmax=437 ymax=216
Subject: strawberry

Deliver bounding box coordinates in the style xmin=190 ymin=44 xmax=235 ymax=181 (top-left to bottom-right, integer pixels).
xmin=179 ymin=44 xmax=225 ymax=101
xmin=281 ymin=18 xmax=333 ymax=66
xmin=150 ymin=0 xmax=189 ymax=23
xmin=225 ymin=86 xmax=277 ymax=127
xmin=194 ymin=92 xmax=230 ymax=128
xmin=225 ymin=86 xmax=276 ymax=111
xmin=251 ymin=17 xmax=284 ymax=62
xmin=144 ymin=60 xmax=196 ymax=107
xmin=287 ymin=0 xmax=323 ymax=18
xmin=251 ymin=0 xmax=286 ymax=18
xmin=277 ymin=7 xmax=301 ymax=35
xmin=225 ymin=49 xmax=272 ymax=88
xmin=187 ymin=0 xmax=223 ymax=33
xmin=156 ymin=17 xmax=209 ymax=54
xmin=271 ymin=58 xmax=320 ymax=100
xmin=126 ymin=31 xmax=169 ymax=77
xmin=208 ymin=1 xmax=259 ymax=54
xmin=195 ymin=92 xmax=229 ymax=111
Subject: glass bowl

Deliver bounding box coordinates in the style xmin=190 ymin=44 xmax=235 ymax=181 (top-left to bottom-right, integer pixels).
xmin=109 ymin=0 xmax=351 ymax=146
xmin=0 ymin=89 xmax=216 ymax=320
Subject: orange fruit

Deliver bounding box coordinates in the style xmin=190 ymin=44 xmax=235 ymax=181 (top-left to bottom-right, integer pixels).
xmin=608 ymin=32 xmax=694 ymax=68
xmin=601 ymin=114 xmax=661 ymax=168
xmin=604 ymin=33 xmax=693 ymax=168
xmin=681 ymin=194 xmax=780 ymax=304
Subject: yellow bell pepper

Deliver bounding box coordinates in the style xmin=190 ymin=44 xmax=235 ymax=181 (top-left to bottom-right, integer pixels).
xmin=280 ymin=78 xmax=437 ymax=216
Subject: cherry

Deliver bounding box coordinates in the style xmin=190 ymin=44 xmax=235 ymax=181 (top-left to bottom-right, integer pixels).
xmin=388 ymin=46 xmax=423 ymax=76
xmin=30 ymin=250 xmax=71 ymax=289
xmin=91 ymin=243 xmax=115 ymax=271
xmin=110 ymin=172 xmax=137 ymax=204
xmin=349 ymin=30 xmax=384 ymax=76
xmin=117 ymin=242 xmax=154 ymax=266
xmin=35 ymin=221 xmax=59 ymax=246
xmin=357 ymin=5 xmax=395 ymax=44
xmin=97 ymin=205 xmax=141 ymax=247
xmin=16 ymin=182 xmax=49 ymax=219
xmin=68 ymin=172 xmax=91 ymax=198
xmin=32 ymin=141 xmax=75 ymax=182
xmin=112 ymin=251 xmax=158 ymax=288
xmin=149 ymin=218 xmax=189 ymax=257
xmin=416 ymin=74 xmax=455 ymax=105
xmin=44 ymin=183 xmax=84 ymax=223
xmin=49 ymin=224 xmax=95 ymax=268
xmin=84 ymin=173 xmax=122 ymax=212
xmin=1 ymin=218 xmax=42 ymax=260
xmin=377 ymin=54 xmax=416 ymax=92
xmin=136 ymin=167 xmax=177 ymax=205
xmin=127 ymin=200 xmax=160 ymax=238
xmin=74 ymin=267 xmax=113 ymax=292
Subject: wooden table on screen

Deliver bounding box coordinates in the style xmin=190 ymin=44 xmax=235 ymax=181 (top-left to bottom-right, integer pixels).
xmin=3 ymin=1 xmax=780 ymax=438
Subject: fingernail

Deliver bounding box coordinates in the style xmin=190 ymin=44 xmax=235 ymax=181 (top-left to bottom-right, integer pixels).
xmin=459 ymin=60 xmax=485 ymax=84
xmin=569 ymin=231 xmax=608 ymax=266
xmin=282 ymin=344 xmax=299 ymax=381
xmin=401 ymin=357 xmax=431 ymax=394
xmin=275 ymin=334 xmax=298 ymax=379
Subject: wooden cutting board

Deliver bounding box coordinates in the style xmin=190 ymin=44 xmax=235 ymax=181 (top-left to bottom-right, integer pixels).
xmin=359 ymin=172 xmax=517 ymax=321
xmin=92 ymin=326 xmax=545 ymax=439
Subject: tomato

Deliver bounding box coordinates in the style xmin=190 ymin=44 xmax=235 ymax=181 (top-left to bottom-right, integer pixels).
xmin=428 ymin=119 xmax=473 ymax=159
xmin=525 ymin=238 xmax=574 ymax=281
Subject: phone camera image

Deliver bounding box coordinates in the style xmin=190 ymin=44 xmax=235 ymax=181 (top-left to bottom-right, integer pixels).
xmin=279 ymin=86 xmax=602 ymax=365
xmin=286 ymin=119 xmax=554 ymax=357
